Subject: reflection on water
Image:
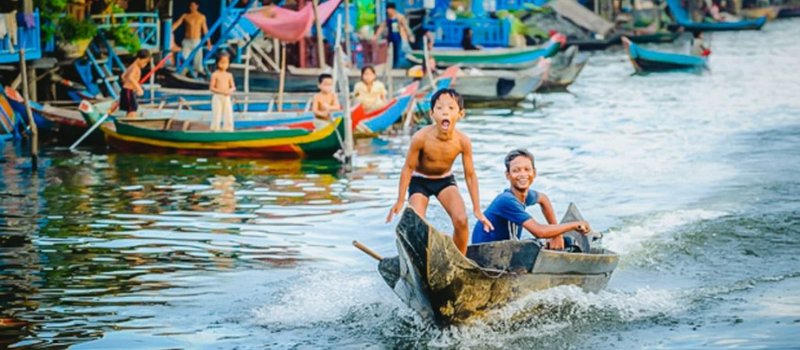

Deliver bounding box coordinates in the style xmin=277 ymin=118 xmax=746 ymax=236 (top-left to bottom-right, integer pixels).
xmin=2 ymin=20 xmax=800 ymax=349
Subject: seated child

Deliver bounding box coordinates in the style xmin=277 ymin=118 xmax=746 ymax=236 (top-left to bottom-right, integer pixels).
xmin=353 ymin=66 xmax=387 ymax=112
xmin=312 ymin=73 xmax=341 ymax=120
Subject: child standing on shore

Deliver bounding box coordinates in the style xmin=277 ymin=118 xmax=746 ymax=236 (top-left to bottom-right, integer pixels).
xmin=209 ymin=52 xmax=236 ymax=131
xmin=386 ymin=88 xmax=493 ymax=255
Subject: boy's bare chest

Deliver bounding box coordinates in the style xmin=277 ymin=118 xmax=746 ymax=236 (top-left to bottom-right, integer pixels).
xmin=420 ymin=137 xmax=461 ymax=163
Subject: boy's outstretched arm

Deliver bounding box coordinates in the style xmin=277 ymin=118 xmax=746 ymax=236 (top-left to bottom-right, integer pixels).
xmin=387 ymin=134 xmax=423 ymax=222
xmin=461 ymin=135 xmax=494 ymax=231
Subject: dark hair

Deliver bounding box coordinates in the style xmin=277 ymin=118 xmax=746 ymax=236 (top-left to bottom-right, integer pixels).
xmin=318 ymin=73 xmax=333 ymax=83
xmin=361 ymin=65 xmax=376 ymax=76
xmin=504 ymin=149 xmax=535 ymax=172
xmin=692 ymin=31 xmax=702 ymax=38
xmin=189 ymin=1 xmax=199 ymax=5
xmin=217 ymin=52 xmax=230 ymax=66
xmin=136 ymin=49 xmax=151 ymax=60
xmin=461 ymin=28 xmax=475 ymax=50
xmin=430 ymin=88 xmax=463 ymax=112
xmin=387 ymin=3 xmax=396 ymax=9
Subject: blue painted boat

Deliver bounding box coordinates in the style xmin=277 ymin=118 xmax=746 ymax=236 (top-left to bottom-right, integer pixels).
xmin=666 ymin=0 xmax=767 ymax=31
xmin=621 ymin=37 xmax=707 ymax=73
xmin=355 ymin=94 xmax=414 ymax=135
xmin=407 ymin=40 xmax=561 ymax=69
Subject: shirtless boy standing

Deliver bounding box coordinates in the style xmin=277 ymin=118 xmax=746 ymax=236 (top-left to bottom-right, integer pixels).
xmin=386 ymin=88 xmax=493 ymax=255
xmin=119 ymin=50 xmax=151 ymax=119
xmin=172 ymin=1 xmax=210 ymax=77
xmin=209 ymin=52 xmax=236 ymax=131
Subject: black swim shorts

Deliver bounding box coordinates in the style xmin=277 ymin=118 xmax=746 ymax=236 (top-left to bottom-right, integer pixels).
xmin=408 ymin=175 xmax=457 ymax=198
xmin=119 ymin=88 xmax=138 ymax=113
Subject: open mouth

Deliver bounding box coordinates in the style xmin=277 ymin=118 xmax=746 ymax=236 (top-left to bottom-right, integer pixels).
xmin=440 ymin=119 xmax=451 ymax=130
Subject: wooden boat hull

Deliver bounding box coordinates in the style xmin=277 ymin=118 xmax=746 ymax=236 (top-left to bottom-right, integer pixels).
xmin=667 ymin=0 xmax=767 ymax=31
xmin=159 ymin=67 xmax=413 ymax=93
xmin=408 ymin=41 xmax=561 ymax=69
xmin=379 ymin=205 xmax=618 ymax=326
xmin=622 ymin=37 xmax=707 ymax=73
xmin=778 ymin=6 xmax=800 ymax=18
xmin=740 ymin=6 xmax=780 ymax=20
xmin=566 ymin=34 xmax=621 ymax=51
xmin=538 ymin=46 xmax=588 ymax=91
xmin=454 ymin=64 xmax=548 ymax=104
xmin=79 ymin=101 xmax=343 ymax=158
xmin=353 ymin=94 xmax=414 ymax=135
xmin=625 ymin=31 xmax=681 ymax=44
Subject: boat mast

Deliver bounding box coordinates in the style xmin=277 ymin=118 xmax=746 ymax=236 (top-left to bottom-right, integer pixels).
xmin=312 ymin=0 xmax=326 ymax=68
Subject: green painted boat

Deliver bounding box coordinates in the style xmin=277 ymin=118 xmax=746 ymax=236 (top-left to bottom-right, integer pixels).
xmin=78 ymin=100 xmax=344 ymax=158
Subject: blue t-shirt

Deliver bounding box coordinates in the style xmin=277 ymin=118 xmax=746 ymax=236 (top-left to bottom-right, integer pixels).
xmin=471 ymin=189 xmax=539 ymax=244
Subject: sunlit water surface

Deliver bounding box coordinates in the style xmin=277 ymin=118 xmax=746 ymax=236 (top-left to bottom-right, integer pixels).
xmin=1 ymin=20 xmax=799 ymax=349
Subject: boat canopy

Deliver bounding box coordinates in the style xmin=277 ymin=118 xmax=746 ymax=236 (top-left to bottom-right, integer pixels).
xmin=243 ymin=0 xmax=342 ymax=42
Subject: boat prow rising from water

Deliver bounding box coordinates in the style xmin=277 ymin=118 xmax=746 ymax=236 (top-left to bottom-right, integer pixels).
xmin=378 ymin=204 xmax=619 ymax=326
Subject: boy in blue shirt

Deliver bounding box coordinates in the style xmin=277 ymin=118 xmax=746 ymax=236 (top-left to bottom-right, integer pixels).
xmin=472 ymin=149 xmax=591 ymax=249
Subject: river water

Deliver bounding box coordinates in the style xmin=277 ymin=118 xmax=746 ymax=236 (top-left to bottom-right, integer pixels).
xmin=2 ymin=20 xmax=799 ymax=349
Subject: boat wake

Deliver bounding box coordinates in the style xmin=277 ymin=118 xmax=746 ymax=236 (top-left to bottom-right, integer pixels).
xmin=602 ymin=208 xmax=727 ymax=256
xmin=248 ymin=268 xmax=684 ymax=348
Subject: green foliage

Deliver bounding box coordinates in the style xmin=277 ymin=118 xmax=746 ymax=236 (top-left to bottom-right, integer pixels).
xmin=109 ymin=22 xmax=141 ymax=53
xmin=106 ymin=3 xmax=142 ymax=52
xmin=35 ymin=0 xmax=69 ymax=41
xmin=61 ymin=16 xmax=98 ymax=42
xmin=496 ymin=10 xmax=548 ymax=40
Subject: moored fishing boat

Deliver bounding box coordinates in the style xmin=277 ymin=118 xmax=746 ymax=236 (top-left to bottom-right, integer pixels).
xmin=407 ymin=40 xmax=561 ymax=69
xmin=740 ymin=6 xmax=781 ymax=20
xmin=622 ymin=37 xmax=707 ymax=73
xmin=159 ymin=64 xmax=414 ymax=94
xmin=78 ymin=100 xmax=344 ymax=158
xmin=537 ymin=45 xmax=589 ymax=91
xmin=667 ymin=0 xmax=767 ymax=31
xmin=778 ymin=5 xmax=800 ymax=17
xmin=372 ymin=204 xmax=618 ymax=326
xmin=453 ymin=59 xmax=550 ymax=106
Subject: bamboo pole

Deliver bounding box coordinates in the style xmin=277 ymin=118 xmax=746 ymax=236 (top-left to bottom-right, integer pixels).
xmin=336 ymin=47 xmax=354 ymax=166
xmin=312 ymin=0 xmax=326 ymax=68
xmin=244 ymin=43 xmax=251 ymax=114
xmin=277 ymin=43 xmax=287 ymax=112
xmin=352 ymin=240 xmax=382 ymax=261
xmin=149 ymin=57 xmax=155 ymax=104
xmin=19 ymin=49 xmax=38 ymax=172
xmin=386 ymin=42 xmax=394 ymax=97
xmin=344 ymin=0 xmax=351 ymax=63
xmin=422 ymin=36 xmax=435 ymax=91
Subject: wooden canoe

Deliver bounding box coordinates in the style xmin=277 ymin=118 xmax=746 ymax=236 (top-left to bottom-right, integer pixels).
xmin=740 ymin=6 xmax=780 ymax=20
xmin=622 ymin=37 xmax=707 ymax=73
xmin=78 ymin=100 xmax=344 ymax=158
xmin=453 ymin=60 xmax=550 ymax=105
xmin=378 ymin=204 xmax=618 ymax=326
xmin=778 ymin=5 xmax=800 ymax=18
xmin=159 ymin=65 xmax=414 ymax=93
xmin=407 ymin=41 xmax=561 ymax=69
xmin=538 ymin=45 xmax=588 ymax=91
xmin=666 ymin=0 xmax=767 ymax=31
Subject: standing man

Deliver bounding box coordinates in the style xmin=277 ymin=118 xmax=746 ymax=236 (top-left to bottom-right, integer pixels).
xmin=374 ymin=3 xmax=414 ymax=68
xmin=172 ymin=1 xmax=211 ymax=77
